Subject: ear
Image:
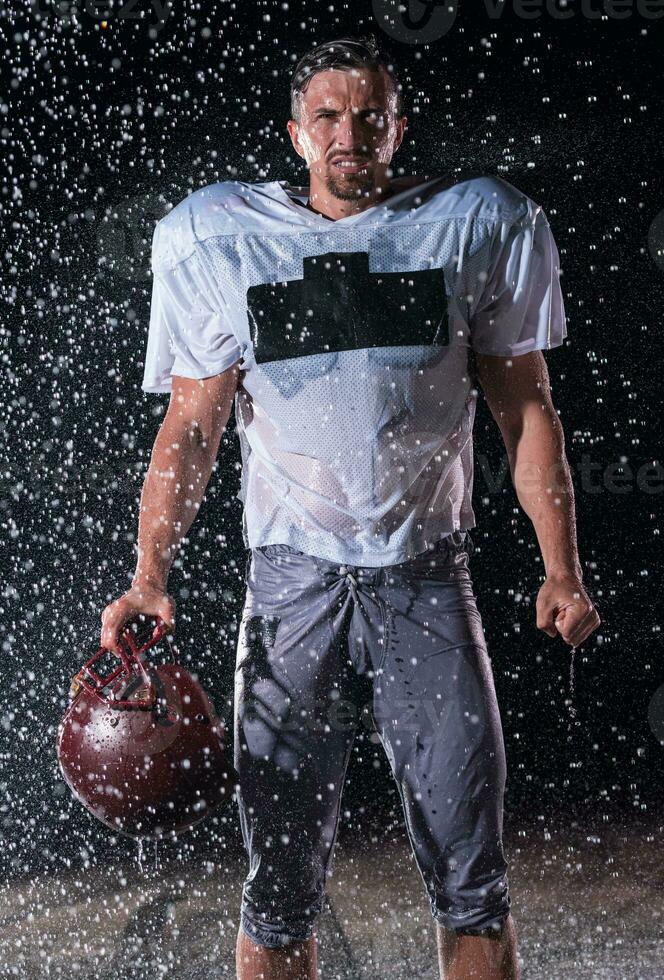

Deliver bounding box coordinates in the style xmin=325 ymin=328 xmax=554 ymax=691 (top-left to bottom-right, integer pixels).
xmin=392 ymin=115 xmax=408 ymax=155
xmin=286 ymin=119 xmax=306 ymax=160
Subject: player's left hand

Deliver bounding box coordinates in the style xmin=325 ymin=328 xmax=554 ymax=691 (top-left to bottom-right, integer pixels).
xmin=536 ymin=573 xmax=601 ymax=646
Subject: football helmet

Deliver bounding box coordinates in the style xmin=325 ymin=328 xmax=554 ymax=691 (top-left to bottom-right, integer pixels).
xmin=57 ymin=616 xmax=233 ymax=840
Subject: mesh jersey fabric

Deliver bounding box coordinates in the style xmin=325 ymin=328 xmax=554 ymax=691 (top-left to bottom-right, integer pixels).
xmin=141 ymin=174 xmax=567 ymax=567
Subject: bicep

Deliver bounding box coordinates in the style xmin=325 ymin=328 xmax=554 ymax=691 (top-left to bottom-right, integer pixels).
xmin=474 ymin=350 xmax=556 ymax=440
xmin=164 ymin=361 xmax=242 ymax=449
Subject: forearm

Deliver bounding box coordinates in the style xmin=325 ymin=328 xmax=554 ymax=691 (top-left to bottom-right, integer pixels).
xmin=504 ymin=407 xmax=582 ymax=580
xmin=132 ymin=420 xmax=218 ymax=589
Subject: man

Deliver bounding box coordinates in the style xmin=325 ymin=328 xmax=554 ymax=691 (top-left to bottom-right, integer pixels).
xmin=101 ymin=34 xmax=600 ymax=980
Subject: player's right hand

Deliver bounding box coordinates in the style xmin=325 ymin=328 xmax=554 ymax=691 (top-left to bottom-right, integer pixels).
xmin=100 ymin=582 xmax=176 ymax=656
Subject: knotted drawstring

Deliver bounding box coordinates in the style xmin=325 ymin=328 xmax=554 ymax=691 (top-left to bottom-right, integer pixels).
xmin=339 ymin=566 xmax=362 ymax=607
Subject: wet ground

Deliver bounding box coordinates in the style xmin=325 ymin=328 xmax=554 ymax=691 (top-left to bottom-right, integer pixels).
xmin=1 ymin=808 xmax=663 ymax=979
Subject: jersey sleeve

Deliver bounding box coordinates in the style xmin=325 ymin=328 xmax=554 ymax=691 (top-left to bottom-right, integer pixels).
xmin=141 ymin=222 xmax=242 ymax=394
xmin=469 ymin=204 xmax=567 ymax=357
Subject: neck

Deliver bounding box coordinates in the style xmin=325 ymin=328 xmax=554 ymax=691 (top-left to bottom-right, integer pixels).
xmin=292 ymin=174 xmax=430 ymax=220
xmin=303 ymin=178 xmax=398 ymax=222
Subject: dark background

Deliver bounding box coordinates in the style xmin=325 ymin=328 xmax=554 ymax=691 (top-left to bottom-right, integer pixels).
xmin=1 ymin=0 xmax=663 ymax=879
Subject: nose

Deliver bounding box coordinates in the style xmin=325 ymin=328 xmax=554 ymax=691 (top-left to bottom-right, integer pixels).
xmin=332 ymin=111 xmax=369 ymax=150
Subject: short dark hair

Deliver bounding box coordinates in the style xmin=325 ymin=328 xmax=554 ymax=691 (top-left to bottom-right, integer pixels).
xmin=290 ymin=34 xmax=404 ymax=123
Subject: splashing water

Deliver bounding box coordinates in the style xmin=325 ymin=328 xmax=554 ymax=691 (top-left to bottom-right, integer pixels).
xmin=134 ymin=836 xmax=161 ymax=873
xmin=567 ymin=645 xmax=579 ymax=730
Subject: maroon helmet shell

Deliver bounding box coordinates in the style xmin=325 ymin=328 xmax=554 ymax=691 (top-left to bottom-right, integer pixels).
xmin=57 ymin=617 xmax=234 ymax=840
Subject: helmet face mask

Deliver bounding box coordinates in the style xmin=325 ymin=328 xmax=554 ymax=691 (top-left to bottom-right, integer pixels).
xmin=57 ymin=616 xmax=233 ymax=841
xmin=67 ymin=617 xmax=168 ymax=711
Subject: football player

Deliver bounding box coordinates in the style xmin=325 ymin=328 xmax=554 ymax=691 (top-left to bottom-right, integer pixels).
xmin=101 ymin=34 xmax=600 ymax=980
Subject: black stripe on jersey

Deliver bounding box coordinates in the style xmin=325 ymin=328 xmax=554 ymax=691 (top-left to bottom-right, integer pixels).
xmin=247 ymin=251 xmax=450 ymax=364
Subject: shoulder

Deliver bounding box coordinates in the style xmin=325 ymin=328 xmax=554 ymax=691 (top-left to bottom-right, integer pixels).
xmin=151 ymin=180 xmax=262 ymax=272
xmin=419 ymin=173 xmax=541 ymax=226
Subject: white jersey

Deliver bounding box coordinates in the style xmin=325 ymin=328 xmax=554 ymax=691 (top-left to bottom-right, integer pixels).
xmin=142 ymin=174 xmax=567 ymax=567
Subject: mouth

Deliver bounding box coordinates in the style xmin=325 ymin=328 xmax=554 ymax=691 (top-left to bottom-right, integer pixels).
xmin=330 ymin=158 xmax=371 ymax=175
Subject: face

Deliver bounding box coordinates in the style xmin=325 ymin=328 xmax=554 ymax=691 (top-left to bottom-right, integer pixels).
xmin=286 ymin=66 xmax=407 ymax=202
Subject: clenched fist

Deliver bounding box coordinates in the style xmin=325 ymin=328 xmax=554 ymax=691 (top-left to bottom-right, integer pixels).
xmin=100 ymin=580 xmax=176 ymax=656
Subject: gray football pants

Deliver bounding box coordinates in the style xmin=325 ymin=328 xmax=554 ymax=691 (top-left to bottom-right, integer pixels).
xmin=233 ymin=530 xmax=512 ymax=948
